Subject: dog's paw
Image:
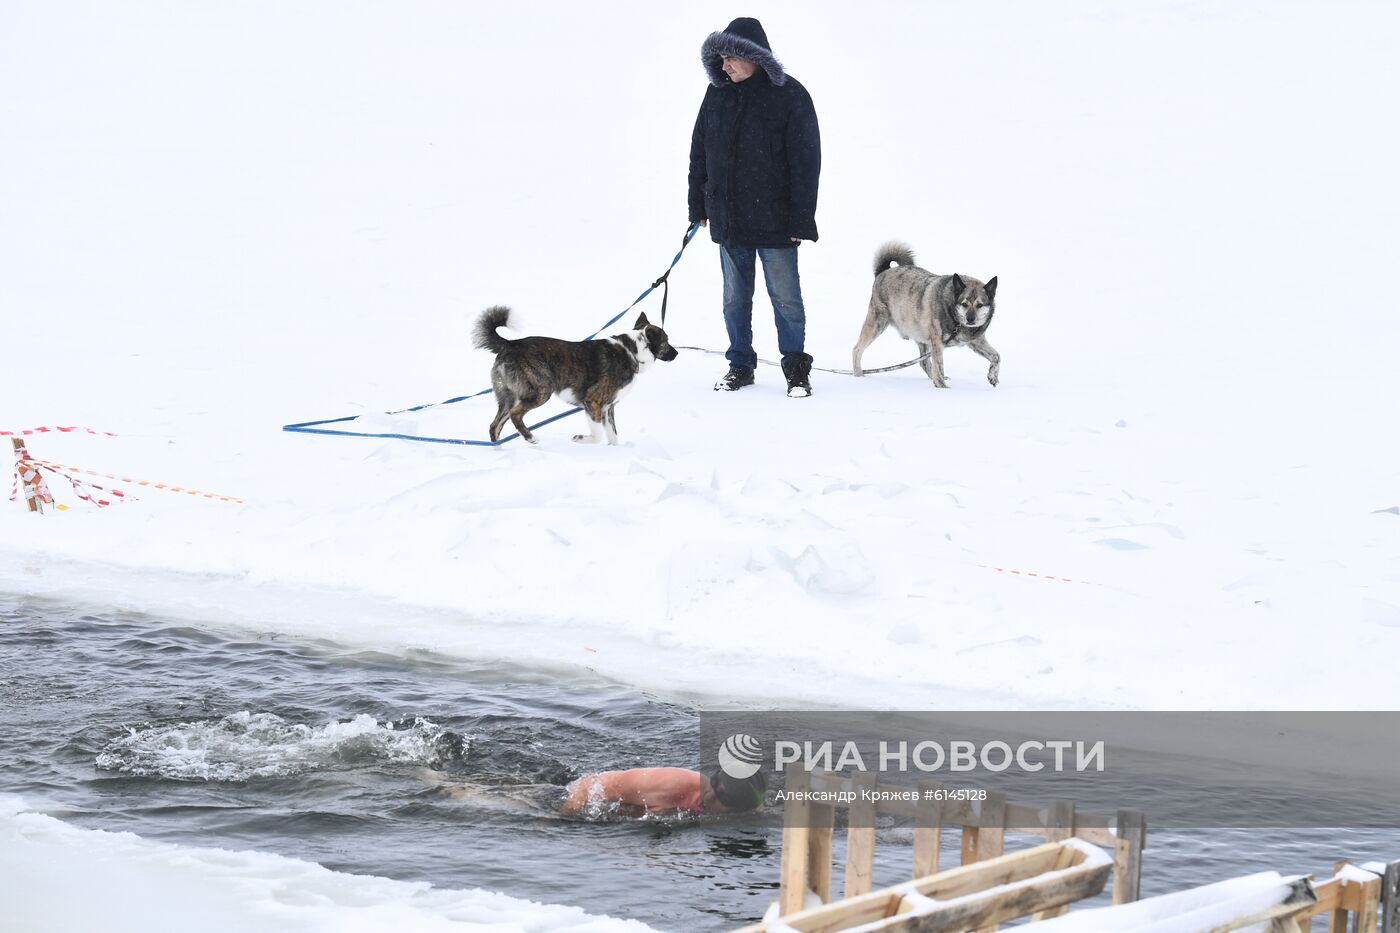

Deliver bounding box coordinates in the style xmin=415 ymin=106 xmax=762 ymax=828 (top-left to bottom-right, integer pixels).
xmin=988 ymin=373 xmax=999 ymax=387
xmin=523 ymin=435 xmax=540 ymax=445
xmin=572 ymin=434 xmax=599 ymax=444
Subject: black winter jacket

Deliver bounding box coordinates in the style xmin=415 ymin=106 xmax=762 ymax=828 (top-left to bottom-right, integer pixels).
xmin=688 ymin=19 xmax=821 ymax=249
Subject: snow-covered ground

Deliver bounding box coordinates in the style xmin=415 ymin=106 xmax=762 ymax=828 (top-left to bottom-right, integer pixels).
xmin=0 ymin=795 xmax=654 ymax=933
xmin=3 ymin=1 xmax=1398 ymax=929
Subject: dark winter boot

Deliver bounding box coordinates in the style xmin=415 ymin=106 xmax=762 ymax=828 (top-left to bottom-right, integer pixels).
xmin=781 ymin=352 xmax=813 ymax=398
xmin=714 ymin=366 xmax=755 ymax=391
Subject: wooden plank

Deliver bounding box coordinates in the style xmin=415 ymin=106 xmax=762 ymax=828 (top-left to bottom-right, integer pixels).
xmin=972 ymin=792 xmax=1009 ymax=932
xmin=1005 ymin=801 xmax=1049 ymax=834
xmin=1031 ymin=802 xmax=1078 ymax=921
xmin=918 ymin=841 xmax=1071 ymax=901
xmin=1112 ymin=808 xmax=1146 ymax=905
xmin=1359 ymin=874 xmax=1384 ymax=933
xmin=961 ymin=823 xmax=981 ymax=867
xmin=736 ymin=889 xmax=900 ymax=933
xmin=1346 ymin=877 xmax=1375 ymax=912
xmin=912 ymin=781 xmax=942 ymax=880
xmin=961 ymin=793 xmax=1005 ymax=869
xmin=780 ymin=767 xmax=814 ymax=916
xmin=775 ymin=869 xmax=1304 ymax=933
xmin=1309 ymin=877 xmax=1343 ymax=916
xmin=1074 ymin=826 xmax=1116 ymax=847
xmin=980 ymin=791 xmax=1007 ymax=860
xmin=1382 ymin=860 xmax=1400 ymax=933
xmin=1190 ymin=878 xmax=1317 ymax=933
xmin=1330 ymin=860 xmax=1353 ymax=933
xmin=808 ymin=801 xmax=835 ymax=904
xmin=800 ymin=894 xmax=906 ymax=933
xmin=1043 ymin=799 xmax=1076 ymax=844
xmin=871 ymin=854 xmax=1110 ymax=932
xmin=844 ymin=770 xmax=878 ymax=899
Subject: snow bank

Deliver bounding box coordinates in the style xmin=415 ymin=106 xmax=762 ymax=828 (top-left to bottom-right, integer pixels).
xmin=1026 ymin=871 xmax=1299 ymax=932
xmin=0 ymin=796 xmax=655 ymax=933
xmin=4 ymin=2 xmax=1399 ymax=713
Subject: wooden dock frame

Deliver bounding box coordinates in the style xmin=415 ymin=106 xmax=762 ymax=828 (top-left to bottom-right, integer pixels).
xmin=746 ymin=844 xmax=1398 ymax=932
xmin=763 ymin=765 xmax=1397 ymax=933
xmin=735 ymin=837 xmax=1112 ymax=933
xmin=1295 ymin=859 xmax=1400 ymax=933
xmin=772 ymin=766 xmax=1146 ymax=920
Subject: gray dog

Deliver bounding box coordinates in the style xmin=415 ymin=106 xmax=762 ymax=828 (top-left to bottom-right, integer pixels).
xmin=852 ymin=242 xmax=999 ymax=388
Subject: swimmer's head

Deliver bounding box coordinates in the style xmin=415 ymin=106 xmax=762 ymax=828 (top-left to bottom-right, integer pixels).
xmin=707 ymin=768 xmax=767 ymax=812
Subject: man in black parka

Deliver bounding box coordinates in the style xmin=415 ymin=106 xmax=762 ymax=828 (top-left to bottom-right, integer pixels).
xmin=688 ymin=17 xmax=821 ymax=398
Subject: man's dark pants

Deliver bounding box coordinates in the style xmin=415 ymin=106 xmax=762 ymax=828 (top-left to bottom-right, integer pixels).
xmin=719 ymin=244 xmax=806 ymax=373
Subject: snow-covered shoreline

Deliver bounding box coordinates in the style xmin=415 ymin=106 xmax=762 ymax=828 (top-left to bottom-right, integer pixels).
xmin=0 ymin=796 xmax=656 ymax=933
xmin=4 ymin=341 xmax=1397 ymax=713
xmin=4 ymin=0 xmax=1398 ymax=929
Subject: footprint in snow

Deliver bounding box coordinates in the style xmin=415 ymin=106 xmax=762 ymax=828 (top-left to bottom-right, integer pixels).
xmin=1094 ymin=538 xmax=1149 ymax=551
xmin=956 ymin=634 xmax=1043 ymax=655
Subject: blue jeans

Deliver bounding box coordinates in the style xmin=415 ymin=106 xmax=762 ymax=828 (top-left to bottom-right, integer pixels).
xmin=719 ymin=244 xmax=806 ymax=372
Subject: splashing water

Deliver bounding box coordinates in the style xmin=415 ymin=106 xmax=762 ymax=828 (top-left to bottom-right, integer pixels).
xmin=96 ymin=711 xmax=466 ymax=781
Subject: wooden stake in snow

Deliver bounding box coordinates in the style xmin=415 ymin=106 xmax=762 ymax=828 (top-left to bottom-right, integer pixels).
xmin=12 ymin=438 xmax=42 ymax=513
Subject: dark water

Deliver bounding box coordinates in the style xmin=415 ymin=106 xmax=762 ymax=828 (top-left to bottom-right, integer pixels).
xmin=1 ymin=594 xmax=1396 ymax=931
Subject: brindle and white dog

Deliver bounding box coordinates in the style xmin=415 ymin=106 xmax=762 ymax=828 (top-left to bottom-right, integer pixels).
xmin=852 ymin=242 xmax=1000 ymax=388
xmin=473 ymin=306 xmax=678 ymax=445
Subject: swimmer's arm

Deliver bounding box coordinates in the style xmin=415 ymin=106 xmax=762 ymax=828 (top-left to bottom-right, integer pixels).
xmin=562 ymin=772 xmax=629 ymax=815
xmin=559 ymin=776 xmax=596 ymax=815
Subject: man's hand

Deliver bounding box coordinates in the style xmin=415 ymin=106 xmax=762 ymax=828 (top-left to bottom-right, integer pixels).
xmin=697 ymin=219 xmax=708 ymax=227
xmin=790 ymin=236 xmax=802 ymax=243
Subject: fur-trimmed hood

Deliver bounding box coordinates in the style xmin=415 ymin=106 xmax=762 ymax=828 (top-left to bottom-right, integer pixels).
xmin=701 ymin=17 xmax=786 ymax=87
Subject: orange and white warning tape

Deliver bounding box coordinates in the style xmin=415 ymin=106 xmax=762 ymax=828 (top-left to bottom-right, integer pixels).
xmin=1 ymin=426 xmax=119 ymax=437
xmin=36 ymin=463 xmax=126 ymax=508
xmin=30 ymin=460 xmax=243 ymax=505
xmin=975 ymin=563 xmax=1104 ymax=587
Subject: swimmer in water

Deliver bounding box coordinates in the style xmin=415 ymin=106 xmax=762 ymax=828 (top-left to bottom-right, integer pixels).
xmin=560 ymin=766 xmax=766 ymax=817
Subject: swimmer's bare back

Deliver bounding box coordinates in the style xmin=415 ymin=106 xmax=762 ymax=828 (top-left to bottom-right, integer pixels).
xmin=560 ymin=768 xmax=705 ymax=817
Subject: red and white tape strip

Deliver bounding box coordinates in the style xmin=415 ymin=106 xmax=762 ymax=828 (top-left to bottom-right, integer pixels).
xmin=37 ymin=463 xmax=126 ymax=508
xmin=1 ymin=426 xmax=118 ymax=437
xmin=32 ymin=460 xmax=243 ymax=504
xmin=9 ymin=452 xmax=56 ymax=509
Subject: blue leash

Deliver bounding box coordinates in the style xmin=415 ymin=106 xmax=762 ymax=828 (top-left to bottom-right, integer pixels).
xmin=282 ymin=223 xmax=701 ymax=448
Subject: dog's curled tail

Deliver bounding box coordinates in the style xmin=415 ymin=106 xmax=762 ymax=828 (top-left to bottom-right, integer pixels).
xmin=873 ymin=242 xmax=916 ymax=276
xmin=473 ymin=306 xmax=513 ymax=354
